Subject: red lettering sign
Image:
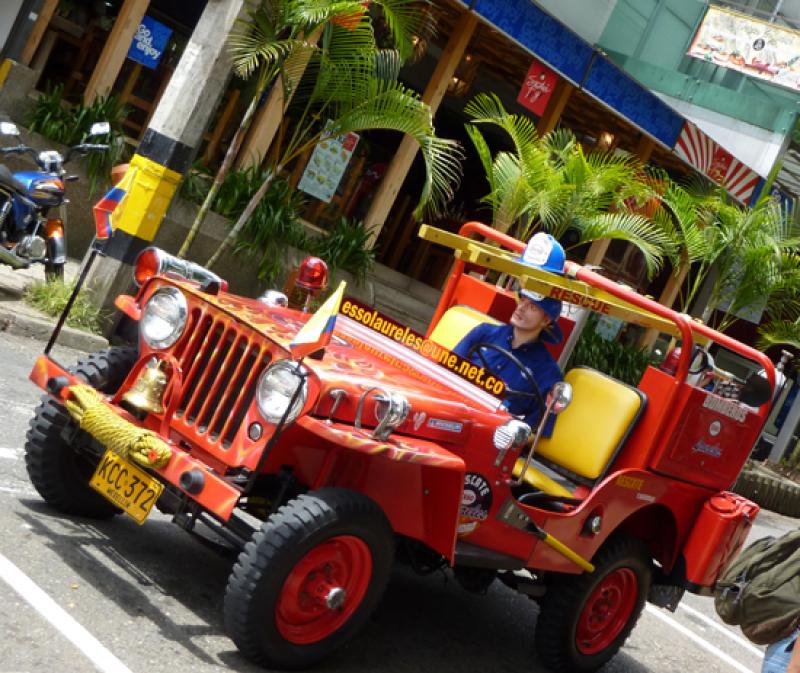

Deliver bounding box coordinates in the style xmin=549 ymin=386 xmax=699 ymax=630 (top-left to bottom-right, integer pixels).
xmin=517 ymin=60 xmax=558 ymax=117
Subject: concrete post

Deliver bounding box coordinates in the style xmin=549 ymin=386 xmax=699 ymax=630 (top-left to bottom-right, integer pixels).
xmin=769 ymin=390 xmax=800 ymax=462
xmin=85 ymin=0 xmax=248 ymax=317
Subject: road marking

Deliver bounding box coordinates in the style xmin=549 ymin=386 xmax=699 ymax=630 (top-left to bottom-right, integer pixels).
xmin=0 ymin=448 xmax=21 ymax=460
xmin=646 ymin=605 xmax=758 ymax=673
xmin=0 ymin=552 xmax=134 ymax=673
xmin=677 ymin=602 xmax=763 ymax=657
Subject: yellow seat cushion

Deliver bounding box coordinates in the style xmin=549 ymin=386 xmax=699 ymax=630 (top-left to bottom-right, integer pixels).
xmin=428 ymin=305 xmax=501 ymax=352
xmin=537 ymin=368 xmax=643 ymax=481
xmin=512 ymin=459 xmax=574 ymax=498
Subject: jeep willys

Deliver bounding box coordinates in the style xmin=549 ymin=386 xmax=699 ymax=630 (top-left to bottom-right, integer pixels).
xmin=25 ymin=221 xmax=774 ymax=672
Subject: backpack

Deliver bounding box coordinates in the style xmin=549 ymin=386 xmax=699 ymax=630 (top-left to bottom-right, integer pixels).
xmin=714 ymin=529 xmax=800 ymax=645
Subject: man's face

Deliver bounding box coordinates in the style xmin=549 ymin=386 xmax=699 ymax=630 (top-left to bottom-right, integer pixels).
xmin=510 ymin=296 xmax=551 ymax=332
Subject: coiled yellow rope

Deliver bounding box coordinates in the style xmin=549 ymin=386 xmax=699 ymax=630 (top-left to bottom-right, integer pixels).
xmin=64 ymin=384 xmax=172 ymax=469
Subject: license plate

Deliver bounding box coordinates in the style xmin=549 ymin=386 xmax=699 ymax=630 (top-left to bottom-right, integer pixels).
xmin=90 ymin=450 xmax=164 ymax=525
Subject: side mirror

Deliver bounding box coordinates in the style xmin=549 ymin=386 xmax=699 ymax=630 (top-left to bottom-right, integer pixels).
xmin=548 ymin=381 xmax=573 ymax=415
xmin=0 ymin=122 xmax=20 ymax=136
xmin=88 ymin=121 xmax=110 ymax=136
xmin=739 ymin=373 xmax=772 ymax=408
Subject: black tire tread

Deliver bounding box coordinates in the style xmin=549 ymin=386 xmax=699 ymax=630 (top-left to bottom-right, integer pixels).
xmin=224 ymin=488 xmax=393 ymax=669
xmin=535 ymin=535 xmax=652 ymax=673
xmin=24 ymin=346 xmax=137 ymax=517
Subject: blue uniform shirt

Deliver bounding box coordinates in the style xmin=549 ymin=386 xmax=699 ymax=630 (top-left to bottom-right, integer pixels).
xmin=453 ymin=323 xmax=563 ymax=436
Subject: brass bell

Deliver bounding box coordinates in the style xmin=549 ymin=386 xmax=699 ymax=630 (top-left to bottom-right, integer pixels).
xmin=122 ymin=359 xmax=168 ymax=415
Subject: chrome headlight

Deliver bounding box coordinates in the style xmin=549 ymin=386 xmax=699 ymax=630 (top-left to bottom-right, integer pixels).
xmin=256 ymin=360 xmax=308 ymax=424
xmin=141 ymin=287 xmax=188 ymax=350
xmin=493 ymin=419 xmax=531 ymax=466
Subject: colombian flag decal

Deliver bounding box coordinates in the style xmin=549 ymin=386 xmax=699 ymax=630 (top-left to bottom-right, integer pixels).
xmin=92 ymin=168 xmax=137 ymax=240
xmin=290 ymin=281 xmax=346 ymax=360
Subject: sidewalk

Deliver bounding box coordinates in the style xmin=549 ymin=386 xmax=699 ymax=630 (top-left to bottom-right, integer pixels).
xmin=0 ymin=259 xmax=108 ymax=352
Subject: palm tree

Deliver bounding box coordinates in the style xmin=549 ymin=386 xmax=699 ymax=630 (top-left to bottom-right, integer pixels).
xmin=697 ymin=194 xmax=800 ymax=333
xmin=178 ymin=0 xmax=443 ymax=260
xmin=464 ymin=93 xmax=670 ymax=277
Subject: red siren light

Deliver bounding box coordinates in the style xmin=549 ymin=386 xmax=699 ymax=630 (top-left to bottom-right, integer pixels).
xmin=134 ymin=247 xmax=163 ymax=287
xmin=296 ymin=257 xmax=328 ymax=292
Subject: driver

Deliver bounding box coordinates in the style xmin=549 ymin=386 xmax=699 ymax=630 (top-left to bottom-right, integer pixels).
xmin=453 ymin=233 xmax=565 ymax=436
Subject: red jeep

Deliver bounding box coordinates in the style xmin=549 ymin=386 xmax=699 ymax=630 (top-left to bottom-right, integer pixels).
xmin=25 ymin=221 xmax=774 ymax=672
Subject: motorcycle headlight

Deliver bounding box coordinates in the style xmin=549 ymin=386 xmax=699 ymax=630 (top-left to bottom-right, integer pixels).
xmin=141 ymin=287 xmax=188 ymax=350
xmin=256 ymin=360 xmax=308 ymax=424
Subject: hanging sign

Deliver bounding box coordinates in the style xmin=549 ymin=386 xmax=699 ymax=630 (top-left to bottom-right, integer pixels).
xmin=127 ymin=16 xmax=173 ymax=70
xmin=688 ymin=6 xmax=800 ymax=92
xmin=517 ymin=59 xmax=558 ymax=116
xmin=299 ymin=126 xmax=360 ymax=203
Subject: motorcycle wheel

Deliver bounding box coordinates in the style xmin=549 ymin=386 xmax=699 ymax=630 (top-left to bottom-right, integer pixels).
xmin=44 ymin=262 xmax=64 ymax=282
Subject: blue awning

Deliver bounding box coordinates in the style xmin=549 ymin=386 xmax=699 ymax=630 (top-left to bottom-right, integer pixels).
xmin=457 ymin=0 xmax=685 ymax=148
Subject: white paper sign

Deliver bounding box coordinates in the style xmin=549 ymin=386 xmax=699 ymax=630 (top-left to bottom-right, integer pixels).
xmin=299 ymin=127 xmax=360 ymax=203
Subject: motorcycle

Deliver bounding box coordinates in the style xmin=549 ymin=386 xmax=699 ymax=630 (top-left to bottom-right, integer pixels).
xmin=0 ymin=120 xmax=110 ymax=280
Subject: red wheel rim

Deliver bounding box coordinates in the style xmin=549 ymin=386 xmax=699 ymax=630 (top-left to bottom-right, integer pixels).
xmin=575 ymin=568 xmax=638 ymax=655
xmin=275 ymin=535 xmax=372 ymax=645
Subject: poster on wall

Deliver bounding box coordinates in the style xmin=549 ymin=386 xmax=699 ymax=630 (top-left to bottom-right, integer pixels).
xmin=127 ymin=16 xmax=172 ymax=70
xmin=517 ymin=59 xmax=558 ymax=116
xmin=298 ymin=126 xmax=360 ymax=203
xmin=687 ymin=6 xmax=800 ymax=91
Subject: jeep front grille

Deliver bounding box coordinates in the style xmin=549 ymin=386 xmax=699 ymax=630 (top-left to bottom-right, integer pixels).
xmin=172 ymin=309 xmax=271 ymax=448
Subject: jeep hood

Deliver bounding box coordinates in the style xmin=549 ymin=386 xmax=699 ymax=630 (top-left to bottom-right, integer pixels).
xmin=188 ymin=288 xmax=505 ymax=438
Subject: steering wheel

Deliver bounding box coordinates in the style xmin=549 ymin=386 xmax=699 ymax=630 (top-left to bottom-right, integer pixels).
xmin=467 ymin=342 xmax=546 ymax=421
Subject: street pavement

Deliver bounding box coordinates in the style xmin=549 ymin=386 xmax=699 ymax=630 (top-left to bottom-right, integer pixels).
xmin=0 ymin=330 xmax=794 ymax=673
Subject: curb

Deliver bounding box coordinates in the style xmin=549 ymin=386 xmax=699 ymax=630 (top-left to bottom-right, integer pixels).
xmin=732 ymin=468 xmax=800 ymax=519
xmin=0 ymin=304 xmax=108 ymax=353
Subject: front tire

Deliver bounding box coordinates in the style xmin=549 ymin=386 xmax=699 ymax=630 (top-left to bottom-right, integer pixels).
xmin=535 ymin=535 xmax=652 ymax=673
xmin=24 ymin=347 xmax=137 ymax=517
xmin=225 ymin=488 xmax=394 ymax=669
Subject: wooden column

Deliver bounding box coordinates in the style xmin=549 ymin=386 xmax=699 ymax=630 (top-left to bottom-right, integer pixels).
xmin=634 ymin=134 xmax=656 ymax=163
xmin=363 ymin=10 xmax=479 ymax=246
xmin=84 ymin=0 xmax=150 ymax=105
xmin=19 ymin=0 xmax=59 ymax=66
xmin=584 ymin=238 xmax=611 ymax=266
xmin=639 ymin=254 xmax=690 ymax=350
xmin=584 ymin=133 xmax=656 ymax=267
xmin=236 ymin=27 xmax=323 ymax=169
xmin=536 ymin=79 xmax=574 ymax=136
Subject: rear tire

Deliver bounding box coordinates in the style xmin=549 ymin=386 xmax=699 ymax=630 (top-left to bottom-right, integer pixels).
xmin=25 ymin=347 xmax=137 ymax=517
xmin=535 ymin=535 xmax=652 ymax=673
xmin=224 ymin=488 xmax=394 ymax=669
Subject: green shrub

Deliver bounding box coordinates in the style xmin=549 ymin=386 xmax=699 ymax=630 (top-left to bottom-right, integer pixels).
xmin=566 ymin=318 xmax=652 ymax=386
xmin=311 ymin=216 xmax=376 ymax=285
xmin=24 ymin=280 xmax=106 ymax=334
xmin=182 ymin=166 xmax=308 ymax=282
xmin=26 ymin=83 xmax=128 ymax=193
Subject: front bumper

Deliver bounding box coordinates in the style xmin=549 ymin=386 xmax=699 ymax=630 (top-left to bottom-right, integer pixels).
xmin=30 ymin=354 xmax=241 ymax=520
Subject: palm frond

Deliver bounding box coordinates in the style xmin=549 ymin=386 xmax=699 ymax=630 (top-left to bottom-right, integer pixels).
xmin=327 ymin=80 xmax=463 ymax=215
xmin=580 ymin=212 xmax=668 ymax=276
xmin=464 ymin=125 xmax=495 ymax=195
xmin=370 ymin=0 xmax=435 ymax=61
xmin=758 ymin=319 xmax=800 ymax=350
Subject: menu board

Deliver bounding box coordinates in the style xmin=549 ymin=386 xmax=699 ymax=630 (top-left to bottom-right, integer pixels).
xmin=299 ymin=128 xmax=360 ymax=203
